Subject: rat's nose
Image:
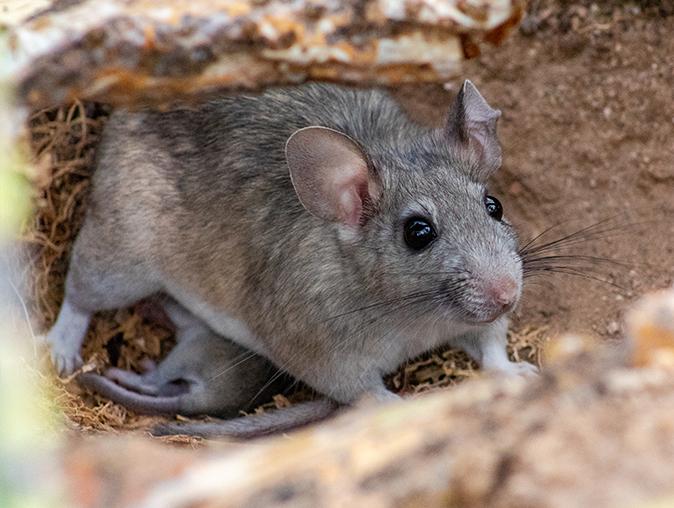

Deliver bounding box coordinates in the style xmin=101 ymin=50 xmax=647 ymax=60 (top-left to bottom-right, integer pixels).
xmin=486 ymin=276 xmax=518 ymax=310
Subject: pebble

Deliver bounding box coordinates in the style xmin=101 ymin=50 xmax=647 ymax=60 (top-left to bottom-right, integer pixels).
xmin=607 ymin=321 xmax=620 ymax=335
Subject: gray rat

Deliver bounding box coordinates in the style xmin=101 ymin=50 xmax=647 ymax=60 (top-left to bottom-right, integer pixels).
xmin=46 ymin=80 xmax=536 ymax=434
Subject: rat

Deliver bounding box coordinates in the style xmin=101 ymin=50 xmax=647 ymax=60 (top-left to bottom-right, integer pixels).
xmin=46 ymin=80 xmax=537 ymax=436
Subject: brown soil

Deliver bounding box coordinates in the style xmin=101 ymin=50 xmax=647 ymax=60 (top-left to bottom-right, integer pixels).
xmin=395 ymin=1 xmax=674 ymax=340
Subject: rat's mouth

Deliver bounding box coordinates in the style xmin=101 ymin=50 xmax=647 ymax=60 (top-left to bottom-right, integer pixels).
xmin=460 ymin=300 xmax=516 ymax=325
xmin=462 ymin=314 xmax=500 ymax=325
xmin=455 ymin=274 xmax=521 ymax=325
xmin=467 ymin=314 xmax=500 ymax=324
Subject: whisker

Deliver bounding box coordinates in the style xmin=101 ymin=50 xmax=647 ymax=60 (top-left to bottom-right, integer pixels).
xmin=523 ymin=266 xmax=625 ymax=290
xmin=522 ymin=254 xmax=631 ymax=268
xmin=361 ymin=282 xmax=469 ymax=327
xmin=247 ymin=366 xmax=290 ymax=407
xmin=209 ymin=350 xmax=259 ymax=381
xmin=323 ymin=282 xmax=463 ymax=322
xmin=518 ymin=219 xmax=579 ymax=253
xmin=520 ymin=218 xmax=643 ymax=258
xmin=378 ymin=270 xmax=465 ymax=277
xmin=520 ymin=217 xmax=630 ymax=252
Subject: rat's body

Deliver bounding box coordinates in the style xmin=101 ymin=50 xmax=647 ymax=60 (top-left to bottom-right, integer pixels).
xmin=48 ymin=82 xmax=535 ymax=434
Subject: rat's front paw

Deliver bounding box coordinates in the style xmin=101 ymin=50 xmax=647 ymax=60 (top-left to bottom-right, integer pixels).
xmin=46 ymin=331 xmax=83 ymax=377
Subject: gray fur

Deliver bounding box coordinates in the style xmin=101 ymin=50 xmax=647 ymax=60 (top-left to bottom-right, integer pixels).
xmin=47 ymin=80 xmax=536 ymax=436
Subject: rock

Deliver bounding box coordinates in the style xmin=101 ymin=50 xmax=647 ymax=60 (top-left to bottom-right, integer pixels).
xmin=606 ymin=320 xmax=620 ymax=335
xmin=6 ymin=0 xmax=525 ymax=108
xmin=59 ymin=350 xmax=674 ymax=508
xmin=626 ymin=288 xmax=674 ymax=368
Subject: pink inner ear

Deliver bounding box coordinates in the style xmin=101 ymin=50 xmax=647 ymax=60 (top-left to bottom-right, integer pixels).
xmin=286 ymin=126 xmax=377 ymax=226
xmin=338 ymin=187 xmax=362 ymax=226
xmin=333 ymin=167 xmax=369 ymax=226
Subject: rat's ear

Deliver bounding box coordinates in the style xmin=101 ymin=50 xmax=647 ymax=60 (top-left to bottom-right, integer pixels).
xmin=285 ymin=126 xmax=379 ymax=226
xmin=445 ymin=80 xmax=502 ymax=181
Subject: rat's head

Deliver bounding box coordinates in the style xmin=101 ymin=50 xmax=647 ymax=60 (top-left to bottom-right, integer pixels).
xmin=286 ymin=81 xmax=522 ymax=325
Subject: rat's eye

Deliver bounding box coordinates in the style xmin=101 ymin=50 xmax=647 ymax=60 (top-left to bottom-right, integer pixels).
xmin=484 ymin=195 xmax=503 ymax=221
xmin=404 ymin=217 xmax=437 ymax=250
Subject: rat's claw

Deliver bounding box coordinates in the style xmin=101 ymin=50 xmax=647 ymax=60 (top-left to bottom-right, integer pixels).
xmin=46 ymin=324 xmax=85 ymax=376
xmin=51 ymin=349 xmax=83 ymax=377
xmin=48 ymin=333 xmax=83 ymax=376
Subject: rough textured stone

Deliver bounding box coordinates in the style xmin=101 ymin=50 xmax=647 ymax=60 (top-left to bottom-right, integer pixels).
xmin=7 ymin=0 xmax=524 ymax=107
xmin=48 ymin=290 xmax=674 ymax=507
xmin=58 ymin=342 xmax=674 ymax=508
xmin=627 ymin=288 xmax=674 ymax=368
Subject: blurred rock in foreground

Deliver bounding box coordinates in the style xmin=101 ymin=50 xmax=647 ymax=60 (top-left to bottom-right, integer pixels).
xmin=56 ymin=288 xmax=674 ymax=508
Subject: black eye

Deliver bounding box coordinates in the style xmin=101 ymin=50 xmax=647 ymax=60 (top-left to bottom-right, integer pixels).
xmin=484 ymin=195 xmax=503 ymax=221
xmin=404 ymin=217 xmax=437 ymax=250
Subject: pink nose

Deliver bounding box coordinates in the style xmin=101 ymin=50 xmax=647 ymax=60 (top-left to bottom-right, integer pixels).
xmin=486 ymin=277 xmax=518 ymax=309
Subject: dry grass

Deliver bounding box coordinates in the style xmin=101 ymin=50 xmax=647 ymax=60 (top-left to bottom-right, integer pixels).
xmin=21 ymin=102 xmax=549 ymax=439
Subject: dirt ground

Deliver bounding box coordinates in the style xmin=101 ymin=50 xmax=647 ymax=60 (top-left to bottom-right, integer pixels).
xmin=395 ymin=1 xmax=674 ymax=340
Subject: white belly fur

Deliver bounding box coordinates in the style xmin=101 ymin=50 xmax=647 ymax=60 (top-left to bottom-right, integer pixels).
xmin=164 ymin=283 xmax=267 ymax=356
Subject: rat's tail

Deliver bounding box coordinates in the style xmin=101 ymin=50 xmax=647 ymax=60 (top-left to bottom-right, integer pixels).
xmin=151 ymin=399 xmax=339 ymax=439
xmin=78 ymin=373 xmax=186 ymax=415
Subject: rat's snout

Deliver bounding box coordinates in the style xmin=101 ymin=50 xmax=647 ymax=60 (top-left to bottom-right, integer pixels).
xmin=467 ymin=274 xmax=521 ymax=323
xmin=441 ymin=235 xmax=523 ymax=324
xmin=485 ymin=276 xmax=519 ymax=311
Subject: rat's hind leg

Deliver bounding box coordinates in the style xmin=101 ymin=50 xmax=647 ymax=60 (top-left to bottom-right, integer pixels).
xmin=46 ymin=220 xmax=161 ymax=376
xmin=162 ymin=299 xmax=211 ymax=339
xmin=78 ymin=334 xmax=233 ymax=416
xmin=88 ymin=302 xmax=211 ymax=399
xmin=80 ymin=329 xmax=285 ymax=417
xmin=105 ymin=365 xmax=163 ymax=395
